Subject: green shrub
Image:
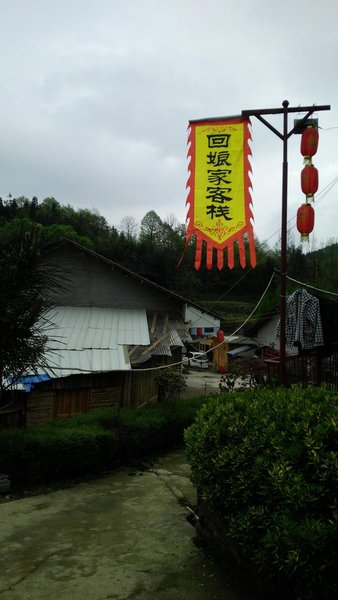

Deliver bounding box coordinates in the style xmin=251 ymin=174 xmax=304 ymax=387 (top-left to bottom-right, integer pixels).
xmin=0 ymin=428 xmax=28 ymax=476
xmin=0 ymin=422 xmax=118 ymax=484
xmin=154 ymin=367 xmax=187 ymax=401
xmin=118 ymin=405 xmax=168 ymax=455
xmin=0 ymin=397 xmax=205 ymax=486
xmin=46 ymin=407 xmax=117 ymax=430
xmin=117 ymin=397 xmax=204 ymax=456
xmin=184 ymin=386 xmax=338 ymax=600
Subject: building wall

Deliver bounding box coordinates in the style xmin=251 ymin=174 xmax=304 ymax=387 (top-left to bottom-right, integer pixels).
xmin=0 ymin=392 xmax=26 ymax=429
xmin=90 ymin=387 xmax=120 ymax=412
xmin=25 ymin=369 xmax=159 ymax=427
xmin=26 ymin=386 xmax=122 ymax=427
xmin=45 ymin=244 xmax=182 ymax=313
xmin=253 ymin=315 xmax=280 ymax=350
xmin=122 ymin=370 xmax=158 ymax=408
xmin=184 ymin=305 xmax=220 ymax=331
xmin=26 ymin=391 xmax=55 ymax=427
xmin=253 ymin=315 xmax=298 ymax=355
xmin=26 ymin=372 xmax=122 ymax=427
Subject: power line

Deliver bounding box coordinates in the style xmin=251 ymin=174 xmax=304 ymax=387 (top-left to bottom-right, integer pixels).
xmin=214 ymin=174 xmax=338 ymax=301
xmin=286 ymin=275 xmax=338 ymax=297
xmin=130 ymin=271 xmax=276 ymax=372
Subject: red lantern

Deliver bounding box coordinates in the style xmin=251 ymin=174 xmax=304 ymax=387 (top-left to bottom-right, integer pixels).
xmin=297 ymin=203 xmax=315 ymax=242
xmin=301 ymin=126 xmax=319 ymax=159
xmin=301 ymin=164 xmax=319 ymax=197
xmin=217 ymin=329 xmax=225 ymax=343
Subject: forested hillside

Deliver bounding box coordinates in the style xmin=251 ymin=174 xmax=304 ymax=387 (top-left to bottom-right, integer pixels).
xmin=1 ymin=195 xmax=338 ymax=333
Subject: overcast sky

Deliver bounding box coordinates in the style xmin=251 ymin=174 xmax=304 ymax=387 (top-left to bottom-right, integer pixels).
xmin=1 ymin=0 xmax=337 ymax=249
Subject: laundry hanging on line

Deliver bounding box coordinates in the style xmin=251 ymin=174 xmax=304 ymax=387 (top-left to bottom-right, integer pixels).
xmin=277 ymin=288 xmax=324 ymax=350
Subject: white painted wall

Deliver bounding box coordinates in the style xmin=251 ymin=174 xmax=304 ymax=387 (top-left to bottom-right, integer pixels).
xmin=184 ymin=305 xmax=220 ymax=330
xmin=253 ymin=315 xmax=298 ymax=355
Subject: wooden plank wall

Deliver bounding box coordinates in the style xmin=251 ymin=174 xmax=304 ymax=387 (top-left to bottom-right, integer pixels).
xmin=122 ymin=370 xmax=158 ymax=408
xmin=25 ymin=369 xmax=160 ymax=427
xmin=90 ymin=387 xmax=121 ymax=412
xmin=26 ymin=385 xmax=123 ymax=427
xmin=26 ymin=391 xmax=54 ymax=428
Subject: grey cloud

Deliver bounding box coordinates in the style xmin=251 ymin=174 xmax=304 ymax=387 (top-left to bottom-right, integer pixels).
xmin=0 ymin=0 xmax=337 ymax=245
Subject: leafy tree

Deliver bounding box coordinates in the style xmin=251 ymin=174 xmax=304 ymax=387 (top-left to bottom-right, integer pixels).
xmin=6 ymin=195 xmax=18 ymax=219
xmin=119 ymin=215 xmax=139 ymax=240
xmin=0 ymin=217 xmax=36 ymax=246
xmin=73 ymin=208 xmax=110 ymax=240
xmin=0 ymin=222 xmax=63 ymax=393
xmin=36 ymin=197 xmax=63 ymax=224
xmin=154 ymin=367 xmax=186 ymax=401
xmin=5 ymin=195 xmax=338 ymax=309
xmin=29 ymin=196 xmax=38 ymax=220
xmin=140 ymin=210 xmax=163 ymax=244
xmin=95 ymin=224 xmax=121 ymax=258
xmin=310 ymin=242 xmax=338 ymax=292
xmin=41 ymin=223 xmax=95 ymax=249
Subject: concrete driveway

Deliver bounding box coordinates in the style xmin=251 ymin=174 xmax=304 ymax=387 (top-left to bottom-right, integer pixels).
xmin=0 ymin=449 xmax=250 ymax=600
xmin=182 ymin=368 xmax=222 ymax=398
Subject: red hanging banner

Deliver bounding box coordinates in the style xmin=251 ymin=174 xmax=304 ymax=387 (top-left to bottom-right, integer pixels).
xmin=186 ymin=117 xmax=256 ymax=270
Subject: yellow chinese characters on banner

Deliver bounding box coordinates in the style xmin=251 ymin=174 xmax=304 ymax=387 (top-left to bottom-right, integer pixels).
xmin=186 ymin=118 xmax=256 ymax=269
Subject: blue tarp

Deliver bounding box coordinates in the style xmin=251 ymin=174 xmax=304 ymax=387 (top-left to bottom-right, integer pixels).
xmin=8 ymin=374 xmax=51 ymax=392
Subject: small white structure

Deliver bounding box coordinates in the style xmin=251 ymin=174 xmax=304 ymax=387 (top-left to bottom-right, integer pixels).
xmin=184 ymin=305 xmax=220 ymax=338
xmin=252 ymin=314 xmax=298 ymax=356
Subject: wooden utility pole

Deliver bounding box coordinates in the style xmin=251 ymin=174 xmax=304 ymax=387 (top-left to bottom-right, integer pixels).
xmin=242 ymin=101 xmax=330 ymax=384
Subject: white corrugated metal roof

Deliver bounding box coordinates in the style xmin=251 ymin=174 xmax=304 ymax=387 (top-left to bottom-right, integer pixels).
xmin=40 ymin=307 xmax=150 ymax=375
xmin=18 ymin=348 xmax=131 ymax=380
xmin=168 ymin=329 xmax=185 ymax=347
xmin=151 ymin=330 xmax=184 ymax=356
xmin=45 ymin=307 xmax=150 ymax=348
xmin=43 ymin=347 xmax=130 ymax=376
xmin=128 ymin=316 xmax=191 ymax=365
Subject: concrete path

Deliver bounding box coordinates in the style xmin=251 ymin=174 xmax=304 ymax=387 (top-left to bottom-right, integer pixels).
xmin=0 ymin=449 xmax=251 ymax=600
xmin=182 ymin=369 xmax=221 ymax=398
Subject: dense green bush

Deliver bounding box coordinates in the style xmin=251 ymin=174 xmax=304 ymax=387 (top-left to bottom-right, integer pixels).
xmin=0 ymin=397 xmax=203 ymax=486
xmin=46 ymin=407 xmax=118 ymax=430
xmin=184 ymin=386 xmax=338 ymax=600
xmin=0 ymin=423 xmax=118 ymax=483
xmin=117 ymin=397 xmax=205 ymax=456
xmin=118 ymin=405 xmax=168 ymax=455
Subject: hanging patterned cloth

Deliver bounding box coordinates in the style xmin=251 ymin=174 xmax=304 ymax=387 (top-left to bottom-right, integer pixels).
xmin=186 ymin=117 xmax=256 ymax=270
xmin=277 ymin=289 xmax=324 ymax=350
